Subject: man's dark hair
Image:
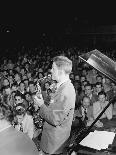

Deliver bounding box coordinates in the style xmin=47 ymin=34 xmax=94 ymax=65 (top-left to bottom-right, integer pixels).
xmin=95 ymin=82 xmax=102 ymax=87
xmin=11 ymin=82 xmax=18 ymax=87
xmin=98 ymin=91 xmax=106 ymax=97
xmin=28 ymin=81 xmax=35 ymax=86
xmin=14 ymin=91 xmax=24 ymax=99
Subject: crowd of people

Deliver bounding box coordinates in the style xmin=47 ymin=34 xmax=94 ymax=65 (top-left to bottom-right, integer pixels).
xmin=0 ymin=44 xmax=116 ymax=154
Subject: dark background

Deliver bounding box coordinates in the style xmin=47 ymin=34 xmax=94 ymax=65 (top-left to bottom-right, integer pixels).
xmin=1 ymin=2 xmax=116 ymax=49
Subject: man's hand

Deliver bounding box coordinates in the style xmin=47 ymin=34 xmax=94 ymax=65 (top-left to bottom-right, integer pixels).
xmin=33 ymin=94 xmax=44 ymax=107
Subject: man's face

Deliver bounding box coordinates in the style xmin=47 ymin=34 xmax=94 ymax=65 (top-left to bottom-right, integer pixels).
xmin=85 ymin=86 xmax=92 ymax=96
xmin=29 ymin=84 xmax=35 ymax=93
xmin=80 ymin=76 xmax=86 ymax=83
xmin=25 ymin=94 xmax=31 ymax=101
xmin=5 ymin=88 xmax=11 ymax=95
xmin=15 ymin=96 xmax=23 ymax=105
xmin=12 ymin=86 xmax=17 ymax=91
xmin=19 ymin=83 xmax=25 ymax=91
xmin=24 ymin=80 xmax=28 ymax=86
xmin=75 ymin=75 xmax=80 ymax=81
xmin=97 ymin=76 xmax=102 ymax=83
xmin=45 ymin=82 xmax=50 ymax=90
xmin=16 ymin=115 xmax=24 ymax=124
xmin=3 ymin=79 xmax=9 ymax=86
xmin=82 ymin=97 xmax=90 ymax=108
xmin=20 ymin=69 xmax=25 ymax=75
xmin=51 ymin=62 xmax=59 ymax=81
xmin=98 ymin=94 xmax=106 ymax=103
xmin=96 ymin=84 xmax=102 ymax=93
xmin=15 ymin=74 xmax=20 ymax=81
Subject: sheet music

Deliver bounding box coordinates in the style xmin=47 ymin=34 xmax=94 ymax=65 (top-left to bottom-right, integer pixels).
xmin=80 ymin=130 xmax=115 ymax=150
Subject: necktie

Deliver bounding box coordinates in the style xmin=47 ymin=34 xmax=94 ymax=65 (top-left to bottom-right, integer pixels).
xmin=84 ymin=109 xmax=88 ymax=120
xmin=20 ymin=123 xmax=23 ymax=132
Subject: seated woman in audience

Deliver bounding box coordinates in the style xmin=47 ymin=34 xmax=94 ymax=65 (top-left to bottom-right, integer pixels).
xmin=93 ymin=91 xmax=113 ymax=124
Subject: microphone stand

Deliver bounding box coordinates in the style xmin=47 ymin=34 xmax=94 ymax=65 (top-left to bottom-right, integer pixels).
xmin=67 ymin=97 xmax=116 ymax=154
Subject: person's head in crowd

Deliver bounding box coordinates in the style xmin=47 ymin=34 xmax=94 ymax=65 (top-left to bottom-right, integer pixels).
xmin=14 ymin=91 xmax=24 ymax=105
xmin=43 ymin=81 xmax=50 ymax=91
xmin=38 ymin=72 xmax=43 ymax=79
xmin=81 ymin=96 xmax=91 ymax=109
xmin=14 ymin=73 xmax=21 ymax=83
xmin=83 ymin=80 xmax=89 ymax=86
xmin=22 ymin=75 xmax=27 ymax=81
xmin=19 ymin=81 xmax=25 ymax=93
xmin=74 ymin=81 xmax=81 ymax=91
xmin=81 ymin=81 xmax=89 ymax=91
xmin=24 ymin=92 xmax=33 ymax=102
xmin=92 ymin=68 xmax=97 ymax=75
xmin=69 ymin=72 xmax=74 ymax=82
xmin=11 ymin=82 xmax=18 ymax=92
xmin=8 ymin=75 xmax=14 ymax=85
xmin=103 ymin=78 xmax=111 ymax=92
xmin=47 ymin=73 xmax=52 ymax=81
xmin=111 ymin=82 xmax=116 ymax=92
xmin=82 ymin=69 xmax=87 ymax=76
xmin=3 ymin=70 xmax=8 ymax=76
xmin=84 ymin=83 xmax=93 ymax=97
xmin=51 ymin=56 xmax=72 ymax=83
xmin=25 ymin=62 xmax=29 ymax=70
xmin=95 ymin=82 xmax=103 ymax=94
xmin=11 ymin=90 xmax=17 ymax=98
xmin=96 ymin=75 xmax=102 ymax=83
xmin=20 ymin=67 xmax=26 ymax=76
xmin=3 ymin=78 xmax=10 ymax=87
xmin=15 ymin=66 xmax=20 ymax=73
xmin=9 ymin=69 xmax=14 ymax=75
xmin=0 ymin=104 xmax=14 ymax=127
xmin=28 ymin=81 xmax=36 ymax=94
xmin=80 ymin=75 xmax=86 ymax=83
xmin=15 ymin=105 xmax=26 ymax=124
xmin=74 ymin=74 xmax=80 ymax=81
xmin=4 ymin=86 xmax=11 ymax=95
xmin=23 ymin=79 xmax=29 ymax=87
xmin=27 ymin=72 xmax=32 ymax=79
xmin=98 ymin=91 xmax=107 ymax=104
xmin=105 ymin=78 xmax=111 ymax=84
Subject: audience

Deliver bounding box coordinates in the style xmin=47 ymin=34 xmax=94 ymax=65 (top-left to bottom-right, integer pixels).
xmin=0 ymin=44 xmax=116 ymax=153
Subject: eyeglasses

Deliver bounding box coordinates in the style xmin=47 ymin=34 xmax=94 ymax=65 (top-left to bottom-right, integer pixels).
xmin=15 ymin=99 xmax=21 ymax=101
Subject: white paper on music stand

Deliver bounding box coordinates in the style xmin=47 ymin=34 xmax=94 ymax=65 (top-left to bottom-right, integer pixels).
xmin=79 ymin=130 xmax=115 ymax=150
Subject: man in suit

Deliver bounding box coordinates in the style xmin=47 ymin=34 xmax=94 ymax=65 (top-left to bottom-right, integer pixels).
xmin=0 ymin=104 xmax=38 ymax=155
xmin=15 ymin=104 xmax=34 ymax=139
xmin=34 ymin=56 xmax=76 ymax=154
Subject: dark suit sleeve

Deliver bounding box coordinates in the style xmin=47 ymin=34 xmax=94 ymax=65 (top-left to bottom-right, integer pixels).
xmin=39 ymin=93 xmax=74 ymax=127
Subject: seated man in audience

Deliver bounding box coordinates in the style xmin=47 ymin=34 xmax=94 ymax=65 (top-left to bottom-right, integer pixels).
xmin=14 ymin=104 xmax=34 ymax=139
xmin=94 ymin=82 xmax=103 ymax=96
xmin=14 ymin=91 xmax=28 ymax=110
xmin=84 ymin=83 xmax=98 ymax=106
xmin=80 ymin=96 xmax=103 ymax=127
xmin=93 ymin=91 xmax=113 ymax=124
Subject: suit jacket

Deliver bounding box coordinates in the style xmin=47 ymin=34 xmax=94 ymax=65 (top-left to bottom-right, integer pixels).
xmin=0 ymin=126 xmax=38 ymax=155
xmin=15 ymin=113 xmax=34 ymax=139
xmin=39 ymin=80 xmax=76 ymax=154
xmin=80 ymin=106 xmax=93 ymax=120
